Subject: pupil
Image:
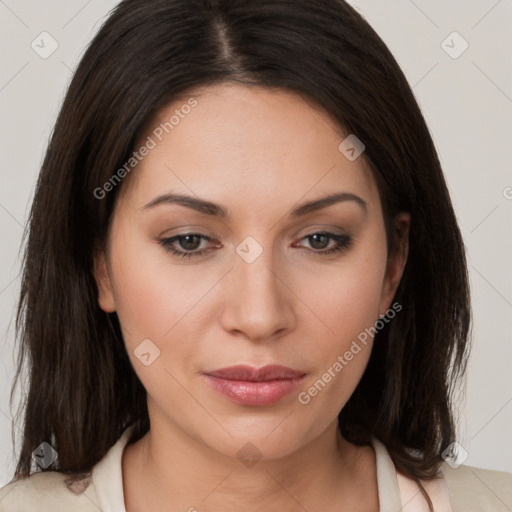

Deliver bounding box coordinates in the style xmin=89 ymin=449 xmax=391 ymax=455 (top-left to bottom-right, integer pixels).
xmin=180 ymin=235 xmax=200 ymax=251
xmin=310 ymin=234 xmax=329 ymax=249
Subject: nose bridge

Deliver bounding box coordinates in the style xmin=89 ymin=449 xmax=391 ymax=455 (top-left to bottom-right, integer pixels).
xmin=221 ymin=237 xmax=293 ymax=340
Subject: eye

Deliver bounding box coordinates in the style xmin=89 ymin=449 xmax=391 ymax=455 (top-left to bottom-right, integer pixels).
xmin=294 ymin=232 xmax=352 ymax=256
xmin=160 ymin=231 xmax=352 ymax=260
xmin=160 ymin=233 xmax=219 ymax=259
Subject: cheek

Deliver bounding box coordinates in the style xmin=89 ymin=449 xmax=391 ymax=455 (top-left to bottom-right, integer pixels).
xmin=292 ymin=230 xmax=388 ymax=414
xmin=108 ymin=241 xmax=213 ymax=408
xmin=293 ymin=231 xmax=388 ymax=345
xmin=109 ymin=229 xmax=204 ymax=336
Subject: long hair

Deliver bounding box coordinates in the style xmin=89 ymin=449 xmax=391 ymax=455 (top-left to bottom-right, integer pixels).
xmin=10 ymin=0 xmax=471 ymax=503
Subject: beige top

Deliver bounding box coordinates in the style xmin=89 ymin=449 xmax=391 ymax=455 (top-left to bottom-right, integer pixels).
xmin=1 ymin=426 xmax=511 ymax=511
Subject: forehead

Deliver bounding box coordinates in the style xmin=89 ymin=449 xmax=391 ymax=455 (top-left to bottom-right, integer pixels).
xmin=117 ymin=83 xmax=379 ymax=214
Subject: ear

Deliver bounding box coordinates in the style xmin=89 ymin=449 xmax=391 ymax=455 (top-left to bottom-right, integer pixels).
xmin=379 ymin=212 xmax=410 ymax=316
xmin=93 ymin=246 xmax=116 ymax=313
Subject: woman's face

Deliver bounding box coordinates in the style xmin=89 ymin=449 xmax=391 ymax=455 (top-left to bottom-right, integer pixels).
xmin=94 ymin=83 xmax=409 ymax=459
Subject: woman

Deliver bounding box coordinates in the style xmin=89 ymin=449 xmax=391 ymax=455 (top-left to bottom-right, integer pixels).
xmin=1 ymin=0 xmax=511 ymax=510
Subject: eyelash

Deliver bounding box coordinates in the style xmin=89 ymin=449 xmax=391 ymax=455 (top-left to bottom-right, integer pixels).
xmin=160 ymin=232 xmax=352 ymax=259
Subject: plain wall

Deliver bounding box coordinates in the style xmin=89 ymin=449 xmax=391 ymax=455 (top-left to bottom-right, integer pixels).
xmin=0 ymin=0 xmax=511 ymax=486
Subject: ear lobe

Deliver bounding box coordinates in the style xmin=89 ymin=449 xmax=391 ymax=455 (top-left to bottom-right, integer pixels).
xmin=379 ymin=212 xmax=410 ymax=316
xmin=93 ymin=248 xmax=116 ymax=313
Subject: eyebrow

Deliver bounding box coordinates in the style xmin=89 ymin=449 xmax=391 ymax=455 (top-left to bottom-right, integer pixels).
xmin=142 ymin=191 xmax=368 ymax=218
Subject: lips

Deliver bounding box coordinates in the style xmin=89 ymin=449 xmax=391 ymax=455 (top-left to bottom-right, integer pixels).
xmin=203 ymin=365 xmax=306 ymax=406
xmin=205 ymin=365 xmax=306 ymax=382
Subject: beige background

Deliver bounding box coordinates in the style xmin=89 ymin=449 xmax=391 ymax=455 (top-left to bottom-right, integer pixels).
xmin=0 ymin=0 xmax=511 ymax=486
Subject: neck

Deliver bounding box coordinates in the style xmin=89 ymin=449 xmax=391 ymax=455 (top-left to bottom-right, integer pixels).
xmin=122 ymin=417 xmax=378 ymax=511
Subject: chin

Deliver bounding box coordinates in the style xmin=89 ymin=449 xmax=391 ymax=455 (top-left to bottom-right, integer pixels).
xmin=201 ymin=421 xmax=310 ymax=462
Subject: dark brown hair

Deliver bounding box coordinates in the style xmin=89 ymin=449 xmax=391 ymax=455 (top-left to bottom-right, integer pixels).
xmin=10 ymin=0 xmax=471 ymax=506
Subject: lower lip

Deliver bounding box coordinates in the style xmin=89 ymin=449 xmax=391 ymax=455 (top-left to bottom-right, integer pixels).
xmin=204 ymin=375 xmax=305 ymax=406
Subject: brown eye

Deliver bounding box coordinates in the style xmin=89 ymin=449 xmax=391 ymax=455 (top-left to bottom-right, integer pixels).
xmin=294 ymin=232 xmax=352 ymax=256
xmin=177 ymin=234 xmax=203 ymax=251
xmin=160 ymin=233 xmax=217 ymax=259
xmin=308 ymin=233 xmax=331 ymax=250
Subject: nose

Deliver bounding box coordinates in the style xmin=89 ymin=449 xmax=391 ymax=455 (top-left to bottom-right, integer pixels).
xmin=220 ymin=246 xmax=296 ymax=342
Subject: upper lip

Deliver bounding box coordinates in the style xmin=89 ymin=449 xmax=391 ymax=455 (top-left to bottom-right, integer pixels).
xmin=204 ymin=365 xmax=306 ymax=382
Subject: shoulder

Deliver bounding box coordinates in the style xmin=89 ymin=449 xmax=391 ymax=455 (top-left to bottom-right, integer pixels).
xmin=396 ymin=463 xmax=512 ymax=511
xmin=0 ymin=471 xmax=101 ymax=512
xmin=441 ymin=462 xmax=512 ymax=511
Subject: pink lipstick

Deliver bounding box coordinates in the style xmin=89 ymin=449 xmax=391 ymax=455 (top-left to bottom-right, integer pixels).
xmin=203 ymin=364 xmax=306 ymax=406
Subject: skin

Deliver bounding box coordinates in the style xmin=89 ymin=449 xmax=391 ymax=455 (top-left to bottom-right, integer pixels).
xmin=94 ymin=83 xmax=410 ymax=511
